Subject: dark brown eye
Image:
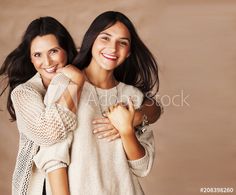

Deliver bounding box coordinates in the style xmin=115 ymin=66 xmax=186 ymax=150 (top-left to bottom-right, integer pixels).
xmin=34 ymin=53 xmax=41 ymax=57
xmin=120 ymin=41 xmax=129 ymax=46
xmin=101 ymin=36 xmax=109 ymax=41
xmin=50 ymin=49 xmax=59 ymax=54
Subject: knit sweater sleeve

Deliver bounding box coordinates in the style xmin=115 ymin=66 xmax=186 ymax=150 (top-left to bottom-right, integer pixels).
xmin=11 ymin=73 xmax=77 ymax=146
xmin=33 ymin=132 xmax=73 ymax=173
xmin=127 ymin=128 xmax=155 ymax=177
xmin=123 ymin=84 xmax=155 ymax=177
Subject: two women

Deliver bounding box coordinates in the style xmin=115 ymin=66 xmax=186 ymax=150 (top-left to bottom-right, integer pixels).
xmin=0 ymin=11 xmax=161 ymax=195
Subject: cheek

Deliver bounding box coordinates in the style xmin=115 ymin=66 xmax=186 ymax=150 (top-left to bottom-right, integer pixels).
xmin=91 ymin=46 xmax=96 ymax=56
xmin=91 ymin=44 xmax=100 ymax=59
xmin=31 ymin=58 xmax=41 ymax=69
xmin=92 ymin=40 xmax=104 ymax=54
xmin=125 ymin=49 xmax=130 ymax=58
xmin=121 ymin=48 xmax=130 ymax=58
xmin=55 ymin=51 xmax=68 ymax=66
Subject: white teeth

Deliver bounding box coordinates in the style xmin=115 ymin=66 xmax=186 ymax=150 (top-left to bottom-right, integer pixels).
xmin=103 ymin=53 xmax=117 ymax=60
xmin=45 ymin=66 xmax=56 ymax=73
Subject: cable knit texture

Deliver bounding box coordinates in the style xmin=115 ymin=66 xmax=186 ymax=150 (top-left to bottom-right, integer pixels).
xmin=11 ymin=73 xmax=77 ymax=195
xmin=34 ymin=81 xmax=155 ymax=195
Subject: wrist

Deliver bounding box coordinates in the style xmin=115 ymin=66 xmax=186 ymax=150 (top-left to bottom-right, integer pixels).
xmin=133 ymin=109 xmax=143 ymax=127
xmin=119 ymin=126 xmax=135 ymax=138
xmin=135 ymin=114 xmax=149 ymax=135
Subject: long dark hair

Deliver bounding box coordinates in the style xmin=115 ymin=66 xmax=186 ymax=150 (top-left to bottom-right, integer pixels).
xmin=0 ymin=16 xmax=78 ymax=121
xmin=73 ymin=11 xmax=159 ymax=96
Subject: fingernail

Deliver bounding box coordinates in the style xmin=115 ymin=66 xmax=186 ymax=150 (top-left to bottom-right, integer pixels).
xmin=98 ymin=135 xmax=102 ymax=139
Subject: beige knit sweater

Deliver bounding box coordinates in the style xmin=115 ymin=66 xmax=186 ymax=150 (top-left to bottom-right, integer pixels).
xmin=34 ymin=81 xmax=155 ymax=195
xmin=11 ymin=73 xmax=77 ymax=195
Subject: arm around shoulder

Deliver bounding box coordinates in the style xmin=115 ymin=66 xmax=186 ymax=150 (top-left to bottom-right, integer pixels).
xmin=133 ymin=97 xmax=163 ymax=127
xmin=11 ymin=75 xmax=78 ymax=146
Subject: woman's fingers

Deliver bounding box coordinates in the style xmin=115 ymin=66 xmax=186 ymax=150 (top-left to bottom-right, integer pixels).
xmin=97 ymin=131 xmax=120 ymax=142
xmin=93 ymin=124 xmax=113 ymax=133
xmin=128 ymin=97 xmax=135 ymax=113
xmin=92 ymin=117 xmax=110 ymax=125
xmin=93 ymin=124 xmax=120 ymax=141
xmin=97 ymin=129 xmax=117 ymax=138
xmin=107 ymin=133 xmax=121 ymax=142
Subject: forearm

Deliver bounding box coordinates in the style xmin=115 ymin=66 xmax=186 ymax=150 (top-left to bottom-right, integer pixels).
xmin=48 ymin=167 xmax=70 ymax=195
xmin=56 ymin=65 xmax=85 ymax=109
xmin=133 ymin=97 xmax=162 ymax=126
xmin=126 ymin=129 xmax=155 ymax=177
xmin=142 ymin=97 xmax=161 ymax=123
xmin=48 ymin=71 xmax=84 ymax=114
xmin=120 ymin=128 xmax=145 ymax=160
xmin=57 ymin=81 xmax=82 ymax=114
xmin=12 ymin=85 xmax=77 ymax=146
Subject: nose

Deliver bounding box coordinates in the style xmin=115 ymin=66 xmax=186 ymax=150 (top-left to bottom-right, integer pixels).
xmin=43 ymin=55 xmax=52 ymax=67
xmin=107 ymin=41 xmax=117 ymax=52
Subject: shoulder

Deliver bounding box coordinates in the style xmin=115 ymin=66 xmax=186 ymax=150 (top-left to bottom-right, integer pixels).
xmin=118 ymin=82 xmax=143 ymax=97
xmin=11 ymin=73 xmax=45 ymax=99
xmin=118 ymin=82 xmax=144 ymax=108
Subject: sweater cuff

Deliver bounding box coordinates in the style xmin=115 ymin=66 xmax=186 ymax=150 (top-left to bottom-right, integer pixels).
xmin=50 ymin=72 xmax=70 ymax=85
xmin=44 ymin=73 xmax=71 ymax=105
xmin=33 ymin=133 xmax=73 ymax=172
xmin=127 ymin=148 xmax=149 ymax=169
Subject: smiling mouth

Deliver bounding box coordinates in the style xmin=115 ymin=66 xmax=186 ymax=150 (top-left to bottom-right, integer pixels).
xmin=102 ymin=53 xmax=118 ymax=60
xmin=45 ymin=66 xmax=57 ymax=73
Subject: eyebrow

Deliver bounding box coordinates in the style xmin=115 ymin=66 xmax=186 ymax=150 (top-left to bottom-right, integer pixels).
xmin=99 ymin=32 xmax=130 ymax=42
xmin=31 ymin=47 xmax=61 ymax=55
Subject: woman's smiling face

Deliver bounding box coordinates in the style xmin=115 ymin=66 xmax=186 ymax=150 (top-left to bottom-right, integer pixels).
xmin=90 ymin=21 xmax=131 ymax=72
xmin=30 ymin=34 xmax=68 ymax=87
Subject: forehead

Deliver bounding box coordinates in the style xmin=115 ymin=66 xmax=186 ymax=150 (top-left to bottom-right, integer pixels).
xmin=102 ymin=21 xmax=130 ymax=39
xmin=30 ymin=34 xmax=60 ymax=52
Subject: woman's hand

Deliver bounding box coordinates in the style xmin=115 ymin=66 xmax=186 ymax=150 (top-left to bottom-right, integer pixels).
xmin=92 ymin=118 xmax=120 ymax=142
xmin=57 ymin=64 xmax=84 ymax=87
xmin=93 ymin=99 xmax=141 ymax=141
xmin=56 ymin=65 xmax=85 ymax=112
xmin=106 ymin=98 xmax=135 ymax=137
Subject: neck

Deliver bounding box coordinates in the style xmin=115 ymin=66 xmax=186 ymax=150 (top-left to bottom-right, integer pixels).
xmin=84 ymin=66 xmax=118 ymax=89
xmin=41 ymin=76 xmax=50 ymax=89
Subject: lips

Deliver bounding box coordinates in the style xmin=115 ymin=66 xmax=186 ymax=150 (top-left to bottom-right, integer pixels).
xmin=102 ymin=53 xmax=118 ymax=60
xmin=44 ymin=66 xmax=57 ymax=73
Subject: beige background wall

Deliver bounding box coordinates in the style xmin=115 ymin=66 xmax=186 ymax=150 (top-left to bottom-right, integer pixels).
xmin=1 ymin=0 xmax=236 ymax=194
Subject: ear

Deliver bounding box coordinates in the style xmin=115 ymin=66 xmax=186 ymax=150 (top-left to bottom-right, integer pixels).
xmin=127 ymin=52 xmax=130 ymax=58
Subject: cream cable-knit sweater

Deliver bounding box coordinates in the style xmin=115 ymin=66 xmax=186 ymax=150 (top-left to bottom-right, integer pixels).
xmin=34 ymin=81 xmax=155 ymax=195
xmin=11 ymin=73 xmax=77 ymax=195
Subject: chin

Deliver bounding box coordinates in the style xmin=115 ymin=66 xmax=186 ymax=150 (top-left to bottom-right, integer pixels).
xmin=102 ymin=64 xmax=119 ymax=71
